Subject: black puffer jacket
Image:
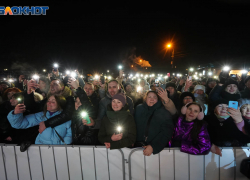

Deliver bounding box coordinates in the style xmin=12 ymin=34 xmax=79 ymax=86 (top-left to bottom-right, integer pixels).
xmin=205 ymin=114 xmax=250 ymax=146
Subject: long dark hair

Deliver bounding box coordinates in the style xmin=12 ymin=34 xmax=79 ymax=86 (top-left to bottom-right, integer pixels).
xmin=186 ymin=103 xmax=206 ymax=144
xmin=43 ymin=95 xmax=66 ymax=118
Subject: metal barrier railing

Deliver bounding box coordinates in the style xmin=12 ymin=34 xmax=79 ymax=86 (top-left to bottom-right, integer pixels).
xmin=0 ymin=144 xmax=125 ymax=180
xmin=127 ymin=147 xmax=250 ymax=180
xmin=1 ymin=144 xmax=250 ymax=180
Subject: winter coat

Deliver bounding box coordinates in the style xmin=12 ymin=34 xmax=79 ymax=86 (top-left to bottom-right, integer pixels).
xmin=98 ymin=104 xmax=136 ymax=149
xmin=96 ymin=90 xmax=134 ymax=128
xmin=209 ymin=85 xmax=241 ymax=103
xmin=172 ymin=116 xmax=211 ymax=155
xmin=0 ymin=101 xmax=15 ymax=142
xmin=240 ymin=87 xmax=250 ymax=99
xmin=243 ymin=117 xmax=250 ymax=137
xmin=205 ymin=114 xmax=250 ymax=146
xmin=134 ymin=101 xmax=174 ymax=154
xmin=7 ymin=110 xmax=72 ymax=145
xmin=23 ymin=86 xmax=75 ymax=128
xmin=71 ymin=109 xmax=98 ymax=145
xmin=170 ymin=91 xmax=181 ymax=112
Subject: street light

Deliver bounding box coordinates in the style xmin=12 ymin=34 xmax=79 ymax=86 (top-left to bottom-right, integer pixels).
xmin=223 ymin=66 xmax=230 ymax=71
xmin=166 ymin=43 xmax=174 ymax=68
xmin=189 ymin=68 xmax=194 ymax=72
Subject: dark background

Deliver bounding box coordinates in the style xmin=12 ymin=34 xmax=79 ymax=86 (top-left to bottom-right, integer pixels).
xmin=1 ymin=0 xmax=250 ymax=75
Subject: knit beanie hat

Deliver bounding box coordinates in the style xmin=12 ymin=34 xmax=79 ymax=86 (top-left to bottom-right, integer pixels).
xmin=238 ymin=98 xmax=250 ymax=109
xmin=194 ymin=85 xmax=206 ymax=93
xmin=112 ymin=93 xmax=126 ymax=106
xmin=165 ymin=82 xmax=176 ymax=89
xmin=180 ymin=92 xmax=195 ymax=104
xmin=211 ymin=99 xmax=230 ymax=110
xmin=224 ymin=78 xmax=238 ymax=88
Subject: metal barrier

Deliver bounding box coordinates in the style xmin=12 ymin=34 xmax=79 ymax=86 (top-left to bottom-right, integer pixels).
xmin=1 ymin=144 xmax=250 ymax=180
xmin=127 ymin=147 xmax=250 ymax=180
xmin=0 ymin=144 xmax=125 ymax=180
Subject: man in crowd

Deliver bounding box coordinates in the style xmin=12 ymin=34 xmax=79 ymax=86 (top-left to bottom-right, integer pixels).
xmin=96 ymin=79 xmax=134 ymax=128
xmin=241 ymin=76 xmax=250 ymax=99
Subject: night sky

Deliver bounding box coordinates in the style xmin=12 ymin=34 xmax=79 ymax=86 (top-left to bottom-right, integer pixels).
xmin=1 ymin=1 xmax=250 ymax=75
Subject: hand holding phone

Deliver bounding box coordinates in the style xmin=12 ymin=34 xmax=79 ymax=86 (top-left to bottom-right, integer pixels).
xmin=14 ymin=104 xmax=26 ymax=114
xmin=228 ymin=101 xmax=238 ymax=109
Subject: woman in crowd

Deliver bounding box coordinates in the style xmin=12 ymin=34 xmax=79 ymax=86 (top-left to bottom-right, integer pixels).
xmin=171 ymin=102 xmax=211 ymax=155
xmin=205 ymin=99 xmax=250 ymax=147
xmin=2 ymin=87 xmax=22 ymax=101
xmin=0 ymin=92 xmax=23 ymax=143
xmin=98 ymin=93 xmax=136 ymax=149
xmin=71 ymin=95 xmax=97 ymax=145
xmin=134 ymin=91 xmax=174 ymax=156
xmin=209 ymin=78 xmax=240 ymax=103
xmin=7 ymin=95 xmax=72 ymax=145
xmin=238 ymin=99 xmax=250 ymax=136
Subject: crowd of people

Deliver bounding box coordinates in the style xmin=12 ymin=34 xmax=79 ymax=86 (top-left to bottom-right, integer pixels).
xmin=0 ymin=68 xmax=250 ymax=156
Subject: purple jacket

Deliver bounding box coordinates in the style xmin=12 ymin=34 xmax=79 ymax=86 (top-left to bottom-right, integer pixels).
xmin=172 ymin=116 xmax=211 ymax=155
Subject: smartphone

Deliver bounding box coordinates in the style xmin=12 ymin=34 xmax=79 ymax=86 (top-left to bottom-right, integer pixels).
xmin=100 ymin=76 xmax=105 ymax=84
xmin=189 ymin=76 xmax=192 ymax=80
xmin=230 ymin=74 xmax=236 ymax=78
xmin=228 ymin=101 xmax=238 ymax=109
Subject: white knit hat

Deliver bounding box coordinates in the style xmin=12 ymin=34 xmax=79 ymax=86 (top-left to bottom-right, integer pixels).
xmin=238 ymin=98 xmax=250 ymax=108
xmin=194 ymin=85 xmax=206 ymax=93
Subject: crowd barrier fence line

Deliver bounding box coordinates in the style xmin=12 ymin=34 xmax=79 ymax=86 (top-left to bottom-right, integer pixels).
xmin=0 ymin=144 xmax=250 ymax=180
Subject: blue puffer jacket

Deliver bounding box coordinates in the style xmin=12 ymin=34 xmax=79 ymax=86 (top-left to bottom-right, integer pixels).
xmin=7 ymin=110 xmax=72 ymax=145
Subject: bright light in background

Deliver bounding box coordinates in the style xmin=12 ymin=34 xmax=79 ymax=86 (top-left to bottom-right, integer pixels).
xmin=223 ymin=66 xmax=230 ymax=71
xmin=195 ymin=72 xmax=197 ymax=74
xmin=8 ymin=79 xmax=13 ymax=82
xmin=118 ymin=65 xmax=122 ymax=69
xmin=53 ymin=63 xmax=59 ymax=68
xmin=166 ymin=44 xmax=171 ymax=48
xmin=32 ymin=74 xmax=39 ymax=79
xmin=241 ymin=70 xmax=248 ymax=74
xmin=173 ymin=73 xmax=175 ymax=75
xmin=199 ymin=73 xmax=202 ymax=77
xmin=189 ymin=68 xmax=194 ymax=72
xmin=108 ymin=76 xmax=111 ymax=80
xmin=138 ymin=79 xmax=141 ymax=82
xmin=140 ymin=74 xmax=143 ymax=77
xmin=43 ymin=69 xmax=46 ymax=72
xmin=208 ymin=72 xmax=212 ymax=76
xmin=137 ymin=86 xmax=142 ymax=92
xmin=136 ymin=74 xmax=139 ymax=77
xmin=214 ymin=76 xmax=217 ymax=79
xmin=164 ymin=76 xmax=168 ymax=79
xmin=152 ymin=74 xmax=155 ymax=77
xmin=71 ymin=72 xmax=77 ymax=78
xmin=203 ymin=70 xmax=206 ymax=75
xmin=107 ymin=70 xmax=109 ymax=73
xmin=66 ymin=70 xmax=70 ymax=75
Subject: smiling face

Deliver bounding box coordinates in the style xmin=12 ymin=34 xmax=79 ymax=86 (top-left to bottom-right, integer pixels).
xmin=225 ymin=84 xmax=238 ymax=94
xmin=108 ymin=81 xmax=120 ymax=97
xmin=241 ymin=104 xmax=250 ymax=117
xmin=185 ymin=104 xmax=201 ymax=121
xmin=50 ymin=80 xmax=64 ymax=95
xmin=46 ymin=96 xmax=58 ymax=112
xmin=145 ymin=92 xmax=158 ymax=107
xmin=215 ymin=104 xmax=228 ymax=116
xmin=84 ymin=84 xmax=94 ymax=97
xmin=112 ymin=99 xmax=123 ymax=111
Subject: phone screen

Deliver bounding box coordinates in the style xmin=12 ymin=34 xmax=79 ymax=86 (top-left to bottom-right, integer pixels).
xmin=228 ymin=101 xmax=238 ymax=109
xmin=189 ymin=76 xmax=192 ymax=80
